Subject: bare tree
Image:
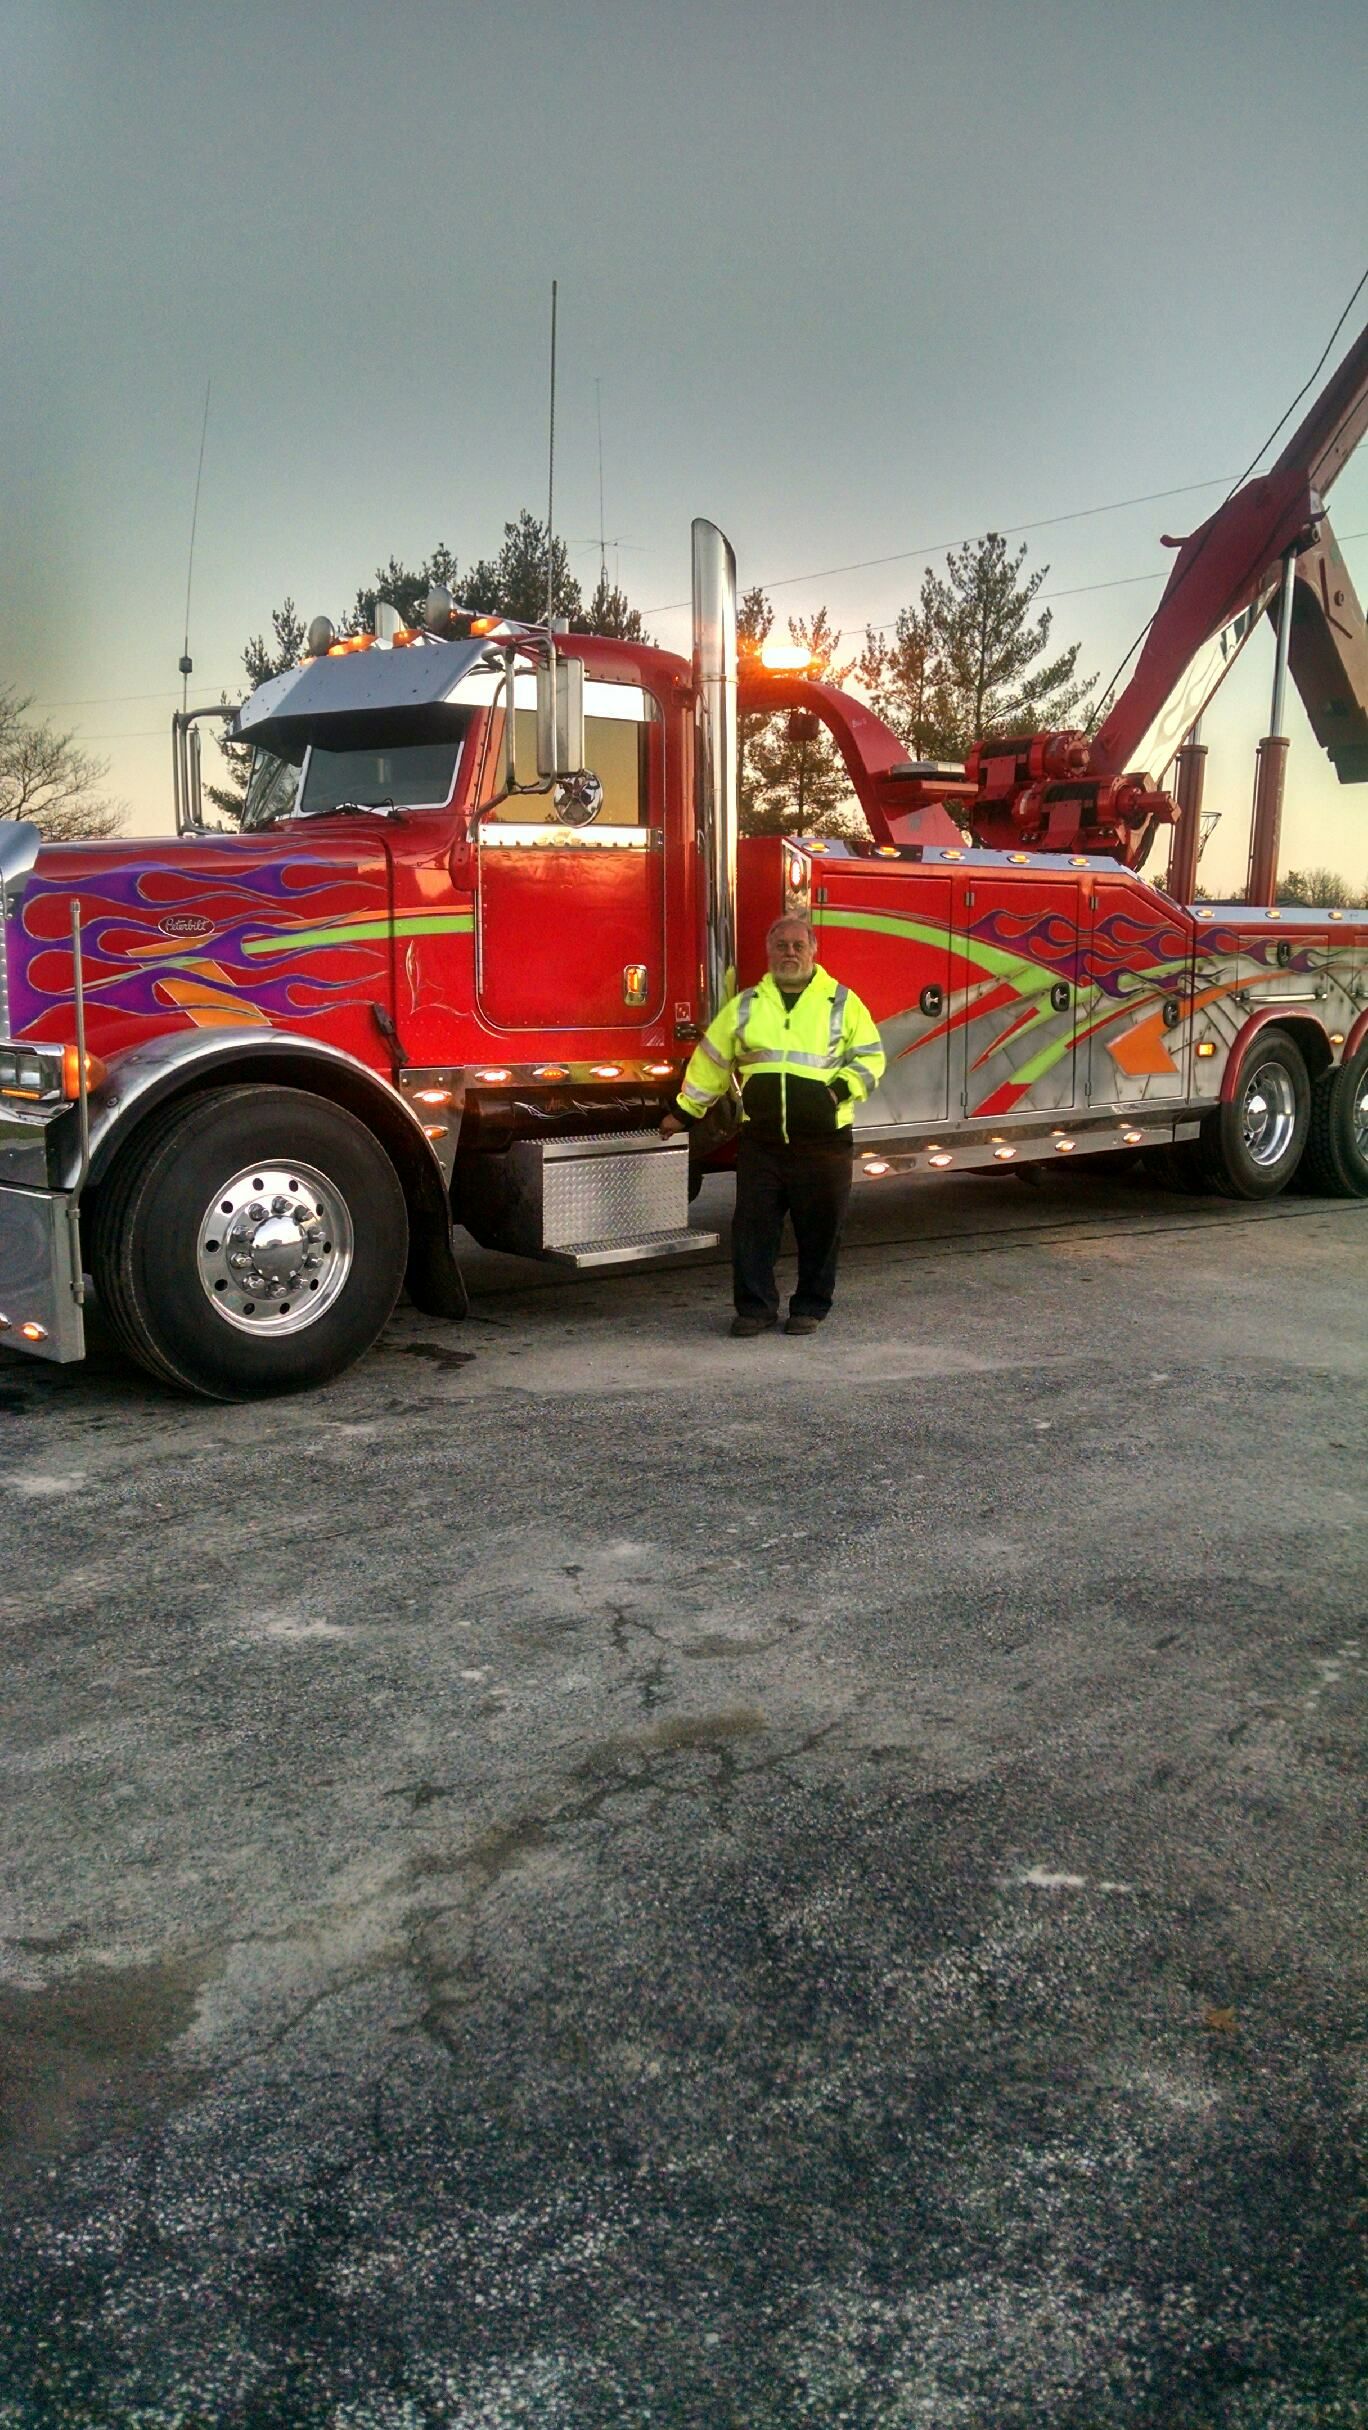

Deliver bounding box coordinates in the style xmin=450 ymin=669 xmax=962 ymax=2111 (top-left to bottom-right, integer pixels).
xmin=0 ymin=687 xmax=123 ymax=841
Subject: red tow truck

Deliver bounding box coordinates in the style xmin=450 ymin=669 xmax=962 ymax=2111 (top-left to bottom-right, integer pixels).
xmin=0 ymin=328 xmax=1364 ymax=1397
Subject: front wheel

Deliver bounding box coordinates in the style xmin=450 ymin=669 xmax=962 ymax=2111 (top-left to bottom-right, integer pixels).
xmin=1194 ymin=1028 xmax=1309 ymax=1200
xmin=1299 ymin=1039 xmax=1368 ymax=1198
xmin=92 ymin=1086 xmax=408 ymax=1398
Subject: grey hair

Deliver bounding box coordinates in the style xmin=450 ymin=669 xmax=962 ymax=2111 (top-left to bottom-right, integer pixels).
xmin=766 ymin=913 xmax=816 ymax=944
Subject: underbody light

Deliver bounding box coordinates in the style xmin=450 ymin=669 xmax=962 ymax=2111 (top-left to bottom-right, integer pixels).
xmin=1330 ymin=1032 xmax=1345 ymax=1047
xmin=928 ymin=1150 xmax=954 ymax=1168
xmin=20 ymin=1321 xmax=47 ymax=1341
xmin=1054 ymin=1138 xmax=1076 ymax=1153
xmin=863 ymin=1158 xmax=891 ymax=1176
xmin=475 ymin=1066 xmax=513 ymax=1084
xmin=591 ymin=1063 xmax=623 ymax=1079
xmin=422 ymin=1123 xmax=447 ymax=1141
xmin=1196 ymin=1041 xmax=1217 ymax=1059
xmin=533 ymin=1064 xmax=569 ymax=1082
xmin=644 ymin=1062 xmax=675 ymax=1078
xmin=994 ymin=1145 xmax=1017 ymax=1160
xmin=414 ymin=1086 xmax=453 ymax=1106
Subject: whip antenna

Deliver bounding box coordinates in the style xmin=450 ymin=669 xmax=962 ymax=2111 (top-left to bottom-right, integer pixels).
xmin=545 ymin=281 xmax=558 ymax=632
xmin=179 ymin=380 xmax=211 ymax=715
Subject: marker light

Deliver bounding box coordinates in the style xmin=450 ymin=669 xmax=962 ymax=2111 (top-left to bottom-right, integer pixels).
xmin=470 ymin=615 xmax=501 ymax=636
xmin=422 ymin=1124 xmax=447 ymax=1141
xmin=414 ymin=1087 xmax=453 ymax=1106
xmin=644 ymin=1062 xmax=675 ymax=1078
xmin=1007 ymin=852 xmax=1030 ymax=865
xmin=475 ymin=1067 xmax=513 ymax=1084
xmin=994 ymin=1145 xmax=1017 ymax=1160
xmin=591 ymin=1064 xmax=623 ymax=1080
xmin=1266 ymin=908 xmax=1281 ymax=919
xmin=759 ymin=640 xmax=816 ymax=671
xmin=1329 ymin=910 xmax=1344 ymax=921
xmin=863 ymin=1158 xmax=891 ymax=1176
xmin=1054 ymin=1138 xmax=1076 ymax=1153
xmin=533 ymin=1064 xmax=569 ymax=1082
xmin=0 ymin=1313 xmax=10 ymax=1329
xmin=1330 ymin=1032 xmax=1345 ymax=1047
xmin=1069 ymin=856 xmax=1091 ymax=868
xmin=877 ymin=846 xmax=899 ymax=858
xmin=786 ymin=852 xmax=807 ymax=889
xmin=928 ymin=1150 xmax=954 ymax=1168
xmin=61 ymin=1046 xmax=106 ymax=1099
xmin=1123 ymin=1130 xmax=1144 ymax=1145
xmin=20 ymin=1322 xmax=47 ymax=1342
xmin=1196 ymin=1041 xmax=1217 ymax=1059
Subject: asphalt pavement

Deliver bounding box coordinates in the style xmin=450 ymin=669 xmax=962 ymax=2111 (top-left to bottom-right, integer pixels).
xmin=1 ymin=1165 xmax=1365 ymax=2429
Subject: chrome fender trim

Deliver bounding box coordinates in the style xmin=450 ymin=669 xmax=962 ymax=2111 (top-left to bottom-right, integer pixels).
xmin=74 ymin=1028 xmax=450 ymax=1196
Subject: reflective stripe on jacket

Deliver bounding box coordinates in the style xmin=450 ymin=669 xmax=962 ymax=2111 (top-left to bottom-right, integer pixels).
xmin=677 ymin=966 xmax=886 ymax=1143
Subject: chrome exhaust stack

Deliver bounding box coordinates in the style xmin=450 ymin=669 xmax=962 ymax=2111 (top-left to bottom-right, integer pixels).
xmin=691 ymin=518 xmax=739 ymax=1019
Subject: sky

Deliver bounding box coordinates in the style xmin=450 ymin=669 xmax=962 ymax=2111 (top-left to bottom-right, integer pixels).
xmin=4 ymin=0 xmax=1367 ymax=898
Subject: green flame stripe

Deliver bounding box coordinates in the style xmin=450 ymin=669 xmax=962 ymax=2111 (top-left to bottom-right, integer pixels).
xmin=242 ymin=911 xmax=475 ymax=959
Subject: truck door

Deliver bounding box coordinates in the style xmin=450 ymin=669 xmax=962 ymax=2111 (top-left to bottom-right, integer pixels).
xmin=475 ymin=682 xmax=665 ymax=1033
xmin=955 ymin=874 xmax=1084 ymax=1118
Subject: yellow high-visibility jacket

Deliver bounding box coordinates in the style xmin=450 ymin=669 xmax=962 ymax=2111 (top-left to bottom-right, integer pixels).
xmin=677 ymin=966 xmax=886 ymax=1146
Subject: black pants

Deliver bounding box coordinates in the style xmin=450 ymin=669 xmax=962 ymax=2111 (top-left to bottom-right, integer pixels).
xmin=732 ymin=1132 xmax=854 ymax=1322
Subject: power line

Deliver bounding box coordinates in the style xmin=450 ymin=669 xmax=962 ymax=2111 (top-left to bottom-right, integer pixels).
xmin=640 ymin=474 xmax=1241 ymax=616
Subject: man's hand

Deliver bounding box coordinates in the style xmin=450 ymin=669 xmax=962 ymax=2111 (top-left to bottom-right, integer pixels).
xmin=659 ymin=1111 xmax=686 ymax=1140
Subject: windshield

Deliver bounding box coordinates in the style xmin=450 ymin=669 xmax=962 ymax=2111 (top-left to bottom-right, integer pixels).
xmin=240 ymin=733 xmax=467 ymax=830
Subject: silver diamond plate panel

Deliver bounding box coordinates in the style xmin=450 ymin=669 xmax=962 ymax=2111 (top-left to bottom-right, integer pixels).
xmin=542 ymin=1141 xmax=690 ymax=1252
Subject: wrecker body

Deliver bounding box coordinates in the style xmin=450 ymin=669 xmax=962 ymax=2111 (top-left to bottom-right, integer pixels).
xmin=1 ymin=326 xmax=1365 ymax=1396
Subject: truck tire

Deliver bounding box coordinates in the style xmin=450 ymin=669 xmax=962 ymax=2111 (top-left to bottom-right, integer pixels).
xmin=1298 ymin=1040 xmax=1368 ymax=1197
xmin=1194 ymin=1028 xmax=1309 ymax=1200
xmin=91 ymin=1085 xmax=408 ymax=1399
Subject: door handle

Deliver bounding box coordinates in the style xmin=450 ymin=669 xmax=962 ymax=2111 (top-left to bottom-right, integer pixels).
xmin=919 ymin=984 xmax=944 ymax=1018
xmin=623 ymin=964 xmax=649 ymax=1007
xmin=1050 ymin=982 xmax=1071 ymax=1012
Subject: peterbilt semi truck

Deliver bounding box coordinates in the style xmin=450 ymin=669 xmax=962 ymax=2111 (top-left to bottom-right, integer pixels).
xmin=2 ymin=313 xmax=1367 ymax=1396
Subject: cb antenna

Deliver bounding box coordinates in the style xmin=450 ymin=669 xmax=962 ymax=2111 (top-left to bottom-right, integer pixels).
xmin=596 ymin=377 xmax=607 ymax=589
xmin=179 ymin=379 xmax=211 ymax=715
xmin=545 ymin=280 xmax=558 ymax=633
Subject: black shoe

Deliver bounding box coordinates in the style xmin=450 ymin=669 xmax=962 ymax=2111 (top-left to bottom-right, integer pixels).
xmin=730 ymin=1314 xmax=776 ymax=1337
xmin=784 ymin=1315 xmax=822 ymax=1335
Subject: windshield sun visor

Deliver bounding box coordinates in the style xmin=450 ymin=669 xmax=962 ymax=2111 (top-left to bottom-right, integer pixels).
xmin=231 ymin=636 xmax=492 ymax=759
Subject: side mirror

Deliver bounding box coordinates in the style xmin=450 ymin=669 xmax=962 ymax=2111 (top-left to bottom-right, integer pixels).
xmin=785 ymin=709 xmax=822 ymax=744
xmin=535 ymin=653 xmax=584 ymax=778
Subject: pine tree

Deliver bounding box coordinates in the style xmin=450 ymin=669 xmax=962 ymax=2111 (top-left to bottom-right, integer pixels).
xmin=861 ymin=533 xmax=1091 ymax=761
xmin=738 ymin=596 xmax=861 ymax=838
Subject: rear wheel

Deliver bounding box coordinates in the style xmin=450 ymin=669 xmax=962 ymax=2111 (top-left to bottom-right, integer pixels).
xmin=1194 ymin=1028 xmax=1309 ymax=1200
xmin=1299 ymin=1039 xmax=1368 ymax=1198
xmin=92 ymin=1086 xmax=408 ymax=1398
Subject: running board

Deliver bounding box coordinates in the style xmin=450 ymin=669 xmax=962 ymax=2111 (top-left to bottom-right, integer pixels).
xmin=545 ymin=1227 xmax=718 ymax=1271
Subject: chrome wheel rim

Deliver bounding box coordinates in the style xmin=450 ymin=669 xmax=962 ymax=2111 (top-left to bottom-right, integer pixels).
xmin=195 ymin=1161 xmax=353 ymax=1335
xmin=1353 ymin=1075 xmax=1368 ymax=1162
xmin=1240 ymin=1060 xmax=1297 ymax=1167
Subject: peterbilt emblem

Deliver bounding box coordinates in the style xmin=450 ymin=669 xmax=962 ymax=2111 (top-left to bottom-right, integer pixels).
xmin=159 ymin=913 xmax=214 ymax=938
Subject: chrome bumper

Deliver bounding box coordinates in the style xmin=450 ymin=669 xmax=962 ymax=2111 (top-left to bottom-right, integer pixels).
xmin=0 ymin=1185 xmax=85 ymax=1363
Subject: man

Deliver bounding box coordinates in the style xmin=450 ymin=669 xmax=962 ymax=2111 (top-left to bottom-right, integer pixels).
xmin=661 ymin=915 xmax=885 ymax=1336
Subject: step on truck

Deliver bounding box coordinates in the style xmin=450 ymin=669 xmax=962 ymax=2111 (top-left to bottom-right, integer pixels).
xmin=2 ymin=324 xmax=1367 ymax=1396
